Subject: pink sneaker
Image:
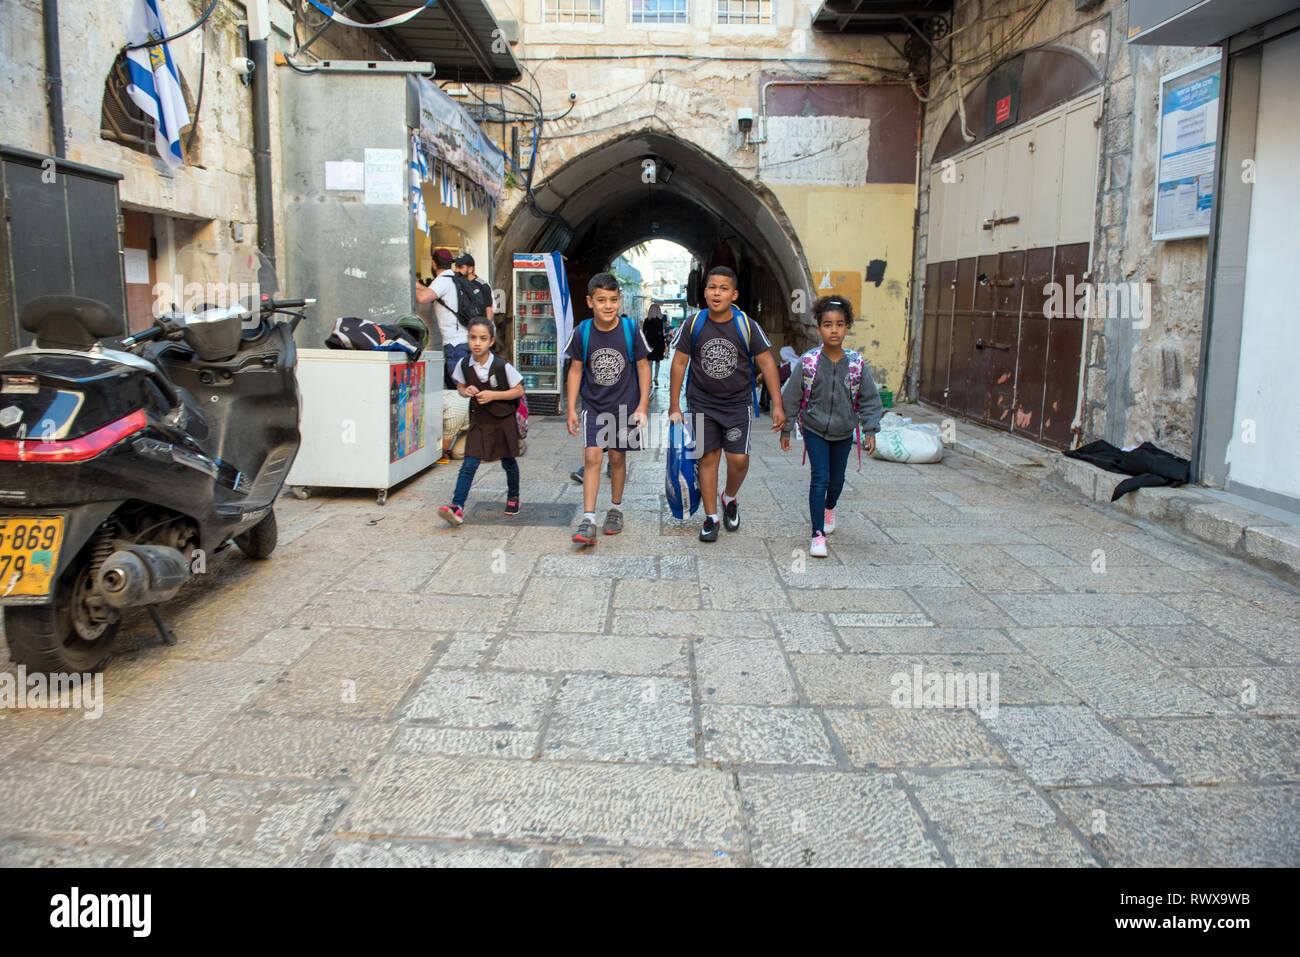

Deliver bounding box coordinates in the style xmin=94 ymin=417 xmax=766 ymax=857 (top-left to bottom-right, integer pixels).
xmin=810 ymin=533 xmax=828 ymax=558
xmin=824 ymin=509 xmax=836 ymax=534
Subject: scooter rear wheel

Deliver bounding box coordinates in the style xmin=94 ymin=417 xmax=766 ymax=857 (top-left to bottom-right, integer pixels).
xmin=3 ymin=561 xmax=119 ymax=674
xmin=234 ymin=510 xmax=277 ymax=559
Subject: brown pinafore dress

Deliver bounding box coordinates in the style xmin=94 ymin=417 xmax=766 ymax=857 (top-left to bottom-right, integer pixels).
xmin=462 ymin=356 xmax=521 ymax=462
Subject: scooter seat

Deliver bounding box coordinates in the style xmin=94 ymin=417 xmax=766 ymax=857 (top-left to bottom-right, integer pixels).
xmin=21 ymin=296 xmax=122 ymax=350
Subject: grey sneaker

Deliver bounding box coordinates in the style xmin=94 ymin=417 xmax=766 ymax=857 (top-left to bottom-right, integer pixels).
xmin=602 ymin=507 xmax=624 ymax=536
xmin=572 ymin=519 xmax=597 ymax=546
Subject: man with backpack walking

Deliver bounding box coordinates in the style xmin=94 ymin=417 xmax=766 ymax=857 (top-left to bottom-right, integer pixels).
xmin=416 ymin=248 xmax=471 ymax=389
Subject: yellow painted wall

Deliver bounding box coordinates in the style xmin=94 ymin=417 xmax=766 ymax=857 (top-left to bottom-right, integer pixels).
xmin=769 ymin=182 xmax=915 ymax=394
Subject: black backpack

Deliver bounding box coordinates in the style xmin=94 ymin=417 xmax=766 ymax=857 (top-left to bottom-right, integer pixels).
xmin=437 ymin=273 xmax=486 ymax=328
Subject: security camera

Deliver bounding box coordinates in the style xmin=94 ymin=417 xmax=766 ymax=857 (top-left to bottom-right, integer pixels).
xmin=232 ymin=57 xmax=254 ymax=77
xmin=737 ymin=108 xmax=754 ymax=133
xmin=568 ymin=92 xmax=578 ymax=102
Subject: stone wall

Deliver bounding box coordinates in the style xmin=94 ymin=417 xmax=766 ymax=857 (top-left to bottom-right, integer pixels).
xmin=0 ymin=0 xmax=385 ymax=258
xmin=908 ymin=0 xmax=1218 ymax=455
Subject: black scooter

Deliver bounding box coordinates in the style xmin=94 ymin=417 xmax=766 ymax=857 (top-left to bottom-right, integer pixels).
xmin=0 ymin=290 xmax=313 ymax=673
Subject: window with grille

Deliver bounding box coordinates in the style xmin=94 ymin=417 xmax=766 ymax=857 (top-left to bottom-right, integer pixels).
xmin=717 ymin=0 xmax=771 ymax=24
xmin=632 ymin=0 xmax=687 ymax=23
xmin=100 ymin=51 xmax=199 ymax=163
xmin=542 ymin=0 xmax=604 ymax=22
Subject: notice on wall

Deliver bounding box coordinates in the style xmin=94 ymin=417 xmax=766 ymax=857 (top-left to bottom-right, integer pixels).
xmin=1154 ymin=54 xmax=1221 ymax=241
xmin=123 ymin=248 xmax=150 ymax=285
xmin=364 ymin=148 xmax=405 ymax=206
xmin=325 ymin=161 xmax=364 ymax=191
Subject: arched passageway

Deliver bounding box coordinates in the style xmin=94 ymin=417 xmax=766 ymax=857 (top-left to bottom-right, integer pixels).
xmin=496 ymin=130 xmax=815 ymax=350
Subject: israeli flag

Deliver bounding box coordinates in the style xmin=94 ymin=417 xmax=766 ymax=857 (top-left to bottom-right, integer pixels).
xmin=125 ymin=0 xmax=190 ymax=168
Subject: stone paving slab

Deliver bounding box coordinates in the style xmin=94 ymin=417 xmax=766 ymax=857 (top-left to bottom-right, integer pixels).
xmin=738 ymin=770 xmax=942 ymax=867
xmin=827 ymin=708 xmax=1009 ymax=769
xmin=981 ymin=705 xmax=1171 ymax=786
xmin=543 ymin=674 xmax=695 ymax=764
xmin=340 ymin=754 xmax=744 ymax=850
xmin=1050 ymin=786 xmax=1300 ymax=867
xmin=903 ymin=769 xmax=1097 ymax=867
xmin=1109 ymin=717 xmax=1300 ymax=785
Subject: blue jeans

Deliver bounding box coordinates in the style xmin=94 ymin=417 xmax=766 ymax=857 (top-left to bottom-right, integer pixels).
xmin=804 ymin=431 xmax=852 ymax=535
xmin=453 ymin=455 xmax=519 ymax=509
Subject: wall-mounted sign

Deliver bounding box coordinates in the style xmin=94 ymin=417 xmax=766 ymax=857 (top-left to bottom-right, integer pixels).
xmin=1154 ymin=53 xmax=1222 ymax=241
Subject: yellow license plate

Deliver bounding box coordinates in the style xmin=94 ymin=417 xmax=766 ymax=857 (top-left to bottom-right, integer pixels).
xmin=0 ymin=517 xmax=65 ymax=599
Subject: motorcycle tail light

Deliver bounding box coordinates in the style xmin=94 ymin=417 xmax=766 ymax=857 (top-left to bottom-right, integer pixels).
xmin=0 ymin=409 xmax=147 ymax=462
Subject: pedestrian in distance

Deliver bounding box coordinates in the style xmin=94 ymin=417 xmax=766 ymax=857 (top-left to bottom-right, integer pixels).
xmin=668 ymin=266 xmax=786 ymax=541
xmin=566 ymin=273 xmax=652 ymax=545
xmin=438 ymin=318 xmax=525 ymax=526
xmin=642 ymin=303 xmax=668 ymax=387
xmin=779 ymin=295 xmax=882 ymax=557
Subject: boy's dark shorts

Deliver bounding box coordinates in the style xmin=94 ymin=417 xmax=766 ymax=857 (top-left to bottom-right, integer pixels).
xmin=695 ymin=406 xmax=753 ymax=455
xmin=583 ymin=408 xmax=642 ymax=451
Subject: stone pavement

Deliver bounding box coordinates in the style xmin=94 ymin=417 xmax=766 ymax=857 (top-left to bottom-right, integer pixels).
xmin=1 ymin=383 xmax=1298 ymax=867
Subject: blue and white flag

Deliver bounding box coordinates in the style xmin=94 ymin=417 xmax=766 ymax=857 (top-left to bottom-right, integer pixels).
xmin=306 ymin=0 xmax=438 ymax=28
xmin=125 ymin=0 xmax=190 ymax=168
xmin=411 ymin=135 xmax=429 ymax=234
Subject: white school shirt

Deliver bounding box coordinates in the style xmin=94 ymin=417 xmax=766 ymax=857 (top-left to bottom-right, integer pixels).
xmin=451 ymin=353 xmax=523 ymax=389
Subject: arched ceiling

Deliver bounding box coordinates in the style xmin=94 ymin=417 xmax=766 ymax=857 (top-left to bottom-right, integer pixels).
xmin=497 ymin=130 xmax=811 ymax=312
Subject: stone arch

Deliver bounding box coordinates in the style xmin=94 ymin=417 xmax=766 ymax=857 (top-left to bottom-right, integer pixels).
xmin=495 ymin=128 xmax=814 ymax=345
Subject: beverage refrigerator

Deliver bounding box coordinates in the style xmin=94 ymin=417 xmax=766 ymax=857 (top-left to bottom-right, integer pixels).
xmin=511 ymin=254 xmax=561 ymax=414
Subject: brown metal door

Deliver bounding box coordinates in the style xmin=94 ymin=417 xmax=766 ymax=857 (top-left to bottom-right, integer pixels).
xmin=1013 ymin=246 xmax=1054 ymax=441
xmin=984 ymin=250 xmax=1025 ymax=428
xmin=968 ymin=254 xmax=998 ymax=422
xmin=932 ymin=260 xmax=957 ymax=407
xmin=1042 ymin=242 xmax=1088 ymax=447
xmin=947 ymin=258 xmax=977 ymax=415
xmin=919 ymin=262 xmax=941 ymax=403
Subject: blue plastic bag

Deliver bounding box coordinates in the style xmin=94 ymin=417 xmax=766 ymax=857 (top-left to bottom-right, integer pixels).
xmin=665 ymin=420 xmax=701 ymax=520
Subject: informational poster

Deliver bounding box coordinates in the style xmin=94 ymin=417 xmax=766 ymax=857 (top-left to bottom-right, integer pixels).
xmin=123 ymin=248 xmax=150 ymax=284
xmin=364 ymin=148 xmax=404 ymax=206
xmin=389 ymin=361 xmax=426 ymax=462
xmin=325 ymin=160 xmax=364 ymax=191
xmin=1154 ymin=54 xmax=1221 ymax=241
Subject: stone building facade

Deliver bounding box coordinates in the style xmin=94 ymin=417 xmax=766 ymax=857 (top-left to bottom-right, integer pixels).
xmin=908 ymin=0 xmax=1217 ymax=455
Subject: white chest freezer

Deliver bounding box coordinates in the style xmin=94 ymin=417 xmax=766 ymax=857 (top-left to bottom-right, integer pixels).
xmin=287 ymin=348 xmax=444 ymax=504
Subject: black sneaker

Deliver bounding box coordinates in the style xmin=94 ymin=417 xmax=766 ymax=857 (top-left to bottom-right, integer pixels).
xmin=570 ymin=469 xmax=584 ymax=484
xmin=504 ymin=497 xmax=520 ymax=516
xmin=699 ymin=517 xmax=719 ymax=542
xmin=723 ymin=499 xmax=740 ymax=532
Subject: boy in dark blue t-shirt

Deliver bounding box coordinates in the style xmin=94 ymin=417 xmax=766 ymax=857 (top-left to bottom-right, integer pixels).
xmin=565 ymin=273 xmax=651 ymax=546
xmin=669 ymin=267 xmax=785 ymax=541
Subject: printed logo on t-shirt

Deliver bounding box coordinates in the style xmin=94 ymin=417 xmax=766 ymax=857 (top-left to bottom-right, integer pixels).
xmin=698 ymin=337 xmax=738 ymax=379
xmin=589 ymin=347 xmax=626 ymax=387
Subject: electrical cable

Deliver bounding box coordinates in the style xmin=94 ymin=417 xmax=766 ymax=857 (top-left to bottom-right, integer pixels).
xmin=124 ymin=0 xmax=219 ymax=51
xmin=185 ymin=17 xmax=207 ymax=157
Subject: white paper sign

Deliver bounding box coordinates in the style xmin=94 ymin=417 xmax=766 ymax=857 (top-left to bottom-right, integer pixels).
xmin=1155 ymin=54 xmax=1221 ymax=241
xmin=364 ymin=148 xmax=405 ymax=205
xmin=124 ymin=248 xmax=150 ymax=284
xmin=325 ymin=161 xmax=364 ymax=191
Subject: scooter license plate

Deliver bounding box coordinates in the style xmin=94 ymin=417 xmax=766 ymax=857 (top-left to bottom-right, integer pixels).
xmin=0 ymin=517 xmax=64 ymax=600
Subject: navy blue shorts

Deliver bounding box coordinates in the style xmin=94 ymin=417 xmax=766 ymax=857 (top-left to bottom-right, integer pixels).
xmin=695 ymin=406 xmax=753 ymax=455
xmin=583 ymin=409 xmax=642 ymax=451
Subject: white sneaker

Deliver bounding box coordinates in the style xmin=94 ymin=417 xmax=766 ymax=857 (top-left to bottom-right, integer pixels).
xmin=824 ymin=509 xmax=836 ymax=534
xmin=810 ymin=533 xmax=828 ymax=558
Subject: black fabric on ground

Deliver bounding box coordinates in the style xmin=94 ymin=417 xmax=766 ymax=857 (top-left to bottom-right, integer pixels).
xmin=1063 ymin=440 xmax=1191 ymax=501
